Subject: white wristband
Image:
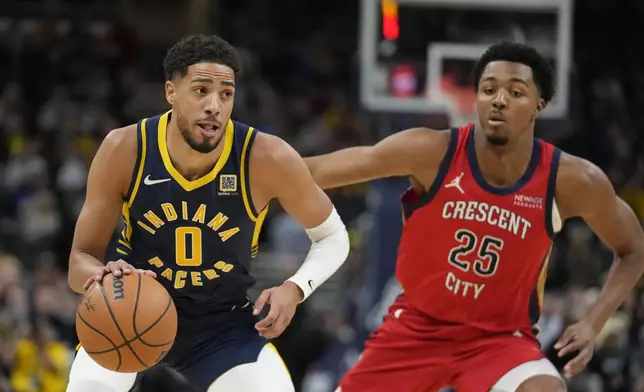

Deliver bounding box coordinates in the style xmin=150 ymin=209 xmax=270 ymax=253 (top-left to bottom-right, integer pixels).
xmin=286 ymin=208 xmax=349 ymax=302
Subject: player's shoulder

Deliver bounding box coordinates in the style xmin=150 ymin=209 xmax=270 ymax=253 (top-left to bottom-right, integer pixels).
xmin=101 ymin=123 xmax=138 ymax=157
xmin=249 ymin=129 xmax=299 ymax=166
xmin=243 ymin=128 xmax=306 ymax=192
xmin=556 ymin=151 xmax=609 ymax=190
xmin=378 ymin=126 xmax=453 ymax=164
xmin=393 ymin=126 xmax=452 ymax=147
xmin=386 ymin=127 xmax=455 ymax=177
xmin=93 ymin=124 xmax=139 ymax=194
xmin=227 ymin=119 xmax=291 ymax=162
xmin=554 ymin=151 xmax=613 ymax=218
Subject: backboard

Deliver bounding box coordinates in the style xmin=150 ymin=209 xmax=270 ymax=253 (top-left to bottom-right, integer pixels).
xmin=359 ymin=0 xmax=573 ymax=123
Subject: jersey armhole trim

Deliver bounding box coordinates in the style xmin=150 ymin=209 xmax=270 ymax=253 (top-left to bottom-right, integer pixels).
xmin=422 ymin=127 xmax=459 ymax=202
xmin=401 ymin=128 xmax=458 ymax=220
xmin=120 ymin=118 xmax=147 ymax=246
xmin=123 ymin=118 xmax=148 ymax=206
xmin=545 ymin=147 xmax=561 ymax=239
xmin=241 ymin=127 xmax=260 ymax=221
xmin=251 ymin=206 xmax=269 ymax=258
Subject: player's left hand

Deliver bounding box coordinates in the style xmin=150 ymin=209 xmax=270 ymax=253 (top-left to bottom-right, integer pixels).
xmin=555 ymin=320 xmax=597 ymax=378
xmin=253 ymin=281 xmax=303 ymax=339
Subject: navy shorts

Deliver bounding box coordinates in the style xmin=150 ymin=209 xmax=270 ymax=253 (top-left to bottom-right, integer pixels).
xmin=137 ymin=308 xmax=268 ymax=392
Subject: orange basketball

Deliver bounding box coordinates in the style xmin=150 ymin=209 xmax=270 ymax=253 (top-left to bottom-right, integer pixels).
xmin=76 ymin=273 xmax=177 ymax=373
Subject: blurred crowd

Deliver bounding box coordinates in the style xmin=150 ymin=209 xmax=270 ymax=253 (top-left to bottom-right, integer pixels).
xmin=0 ymin=1 xmax=643 ymax=391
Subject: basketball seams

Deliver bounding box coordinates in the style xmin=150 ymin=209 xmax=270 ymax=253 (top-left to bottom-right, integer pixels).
xmin=154 ymin=350 xmax=168 ymax=364
xmin=78 ymin=273 xmax=177 ymax=372
xmin=85 ymin=295 xmax=174 ymax=355
xmin=134 ymin=298 xmax=175 ymax=347
xmin=85 ymin=338 xmax=173 ymax=355
xmin=132 ymin=273 xmax=175 ymax=350
xmin=77 ymin=310 xmax=122 ymax=370
xmin=99 ymin=275 xmax=150 ymax=369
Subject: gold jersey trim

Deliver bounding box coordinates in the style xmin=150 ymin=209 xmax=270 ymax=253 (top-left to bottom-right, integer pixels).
xmin=158 ymin=111 xmax=234 ymax=192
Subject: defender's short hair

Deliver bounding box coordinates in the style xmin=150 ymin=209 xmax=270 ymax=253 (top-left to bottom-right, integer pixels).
xmin=473 ymin=42 xmax=555 ymax=103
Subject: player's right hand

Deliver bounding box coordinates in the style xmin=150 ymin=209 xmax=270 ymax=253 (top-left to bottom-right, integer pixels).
xmin=82 ymin=260 xmax=157 ymax=291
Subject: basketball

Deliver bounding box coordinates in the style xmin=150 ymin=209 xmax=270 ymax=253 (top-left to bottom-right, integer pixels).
xmin=76 ymin=273 xmax=178 ymax=373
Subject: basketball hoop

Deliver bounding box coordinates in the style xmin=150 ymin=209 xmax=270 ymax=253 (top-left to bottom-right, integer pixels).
xmin=440 ymin=76 xmax=477 ymax=127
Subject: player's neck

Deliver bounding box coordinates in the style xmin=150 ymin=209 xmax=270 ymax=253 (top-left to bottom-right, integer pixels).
xmin=472 ymin=126 xmax=535 ymax=187
xmin=166 ymin=117 xmax=225 ymax=180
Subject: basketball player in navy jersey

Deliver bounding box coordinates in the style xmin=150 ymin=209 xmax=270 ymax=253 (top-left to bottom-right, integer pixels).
xmin=305 ymin=42 xmax=644 ymax=391
xmin=65 ymin=35 xmax=350 ymax=392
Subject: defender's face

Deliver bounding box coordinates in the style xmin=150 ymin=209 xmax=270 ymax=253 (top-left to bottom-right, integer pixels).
xmin=475 ymin=61 xmax=544 ymax=146
xmin=165 ymin=63 xmax=236 ymax=153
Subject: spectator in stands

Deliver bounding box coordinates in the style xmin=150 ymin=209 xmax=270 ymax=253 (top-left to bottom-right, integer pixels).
xmin=10 ymin=317 xmax=69 ymax=392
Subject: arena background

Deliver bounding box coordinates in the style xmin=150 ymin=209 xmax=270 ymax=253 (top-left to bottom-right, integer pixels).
xmin=0 ymin=0 xmax=643 ymax=391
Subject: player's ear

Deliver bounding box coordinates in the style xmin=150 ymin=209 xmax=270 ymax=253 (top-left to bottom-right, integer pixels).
xmin=165 ymin=81 xmax=176 ymax=106
xmin=532 ymin=98 xmax=545 ymax=121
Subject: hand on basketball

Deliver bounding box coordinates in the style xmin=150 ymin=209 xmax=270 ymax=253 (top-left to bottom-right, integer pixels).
xmin=253 ymin=281 xmax=303 ymax=339
xmin=82 ymin=259 xmax=157 ymax=291
xmin=555 ymin=320 xmax=597 ymax=378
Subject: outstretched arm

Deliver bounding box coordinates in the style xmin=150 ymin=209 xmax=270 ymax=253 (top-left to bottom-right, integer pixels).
xmin=304 ymin=127 xmax=449 ymax=189
xmin=555 ymin=154 xmax=644 ymax=377
xmin=251 ymin=134 xmax=350 ymax=338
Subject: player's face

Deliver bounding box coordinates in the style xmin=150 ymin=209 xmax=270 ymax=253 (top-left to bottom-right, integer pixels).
xmin=165 ymin=63 xmax=236 ymax=154
xmin=475 ymin=61 xmax=544 ymax=146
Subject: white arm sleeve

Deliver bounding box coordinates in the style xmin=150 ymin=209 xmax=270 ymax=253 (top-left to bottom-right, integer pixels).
xmin=286 ymin=208 xmax=349 ymax=302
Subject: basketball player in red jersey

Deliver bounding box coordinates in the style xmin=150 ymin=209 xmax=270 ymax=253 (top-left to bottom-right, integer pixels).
xmin=305 ymin=42 xmax=644 ymax=391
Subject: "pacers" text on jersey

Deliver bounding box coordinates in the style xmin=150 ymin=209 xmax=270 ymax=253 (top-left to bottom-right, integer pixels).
xmin=135 ymin=201 xmax=241 ymax=290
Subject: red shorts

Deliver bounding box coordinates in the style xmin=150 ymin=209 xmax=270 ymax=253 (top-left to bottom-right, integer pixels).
xmin=339 ymin=297 xmax=545 ymax=392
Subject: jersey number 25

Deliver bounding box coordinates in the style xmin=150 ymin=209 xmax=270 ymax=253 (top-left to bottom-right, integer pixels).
xmin=447 ymin=229 xmax=504 ymax=277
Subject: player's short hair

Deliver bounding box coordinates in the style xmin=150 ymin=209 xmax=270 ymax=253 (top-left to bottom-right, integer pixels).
xmin=472 ymin=42 xmax=555 ymax=104
xmin=163 ymin=35 xmax=241 ymax=81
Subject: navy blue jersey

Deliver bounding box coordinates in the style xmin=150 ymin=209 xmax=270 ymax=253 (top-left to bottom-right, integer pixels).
xmin=117 ymin=111 xmax=268 ymax=309
xmin=113 ymin=111 xmax=269 ymax=365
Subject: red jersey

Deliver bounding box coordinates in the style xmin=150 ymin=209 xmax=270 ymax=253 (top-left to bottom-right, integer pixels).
xmin=397 ymin=124 xmax=561 ymax=338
